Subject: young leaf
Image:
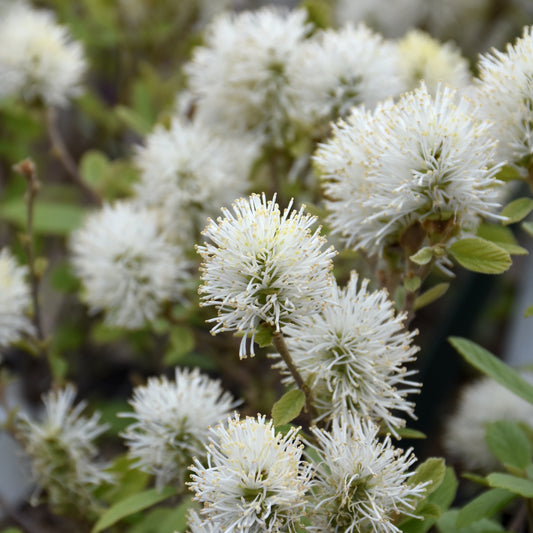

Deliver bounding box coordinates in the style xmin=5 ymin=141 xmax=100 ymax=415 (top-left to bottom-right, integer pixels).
xmin=456 ymin=488 xmax=515 ymax=528
xmin=500 ymin=197 xmax=533 ymax=225
xmin=448 ymin=238 xmax=511 ymax=274
xmin=271 ymin=389 xmax=305 ymax=426
xmin=414 ymin=283 xmax=450 ymax=311
xmin=408 ymin=457 xmax=445 ymax=496
xmin=92 ymin=487 xmax=175 ymax=533
xmin=523 ymin=221 xmax=533 ymax=237
xmin=485 ymin=420 xmax=532 ymax=470
xmin=495 ymin=164 xmax=523 ymax=182
xmin=428 ymin=467 xmax=458 ymax=512
xmin=449 ymin=337 xmax=533 ymax=405
xmin=487 ymin=473 xmax=533 ymax=497
xmin=525 ymin=305 xmax=533 ymax=318
xmin=410 ymin=247 xmax=434 ymax=265
xmin=255 ymin=324 xmax=273 ymax=348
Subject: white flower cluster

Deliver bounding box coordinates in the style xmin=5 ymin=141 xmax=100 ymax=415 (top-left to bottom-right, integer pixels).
xmin=0 ymin=2 xmax=86 ymax=106
xmin=308 ymin=413 xmax=427 ymax=533
xmin=0 ymin=247 xmax=34 ymax=349
xmin=197 ymin=193 xmax=336 ymax=357
xmin=16 ymin=385 xmax=112 ymax=510
xmin=276 ymin=273 xmax=420 ymax=430
xmin=475 ymin=26 xmax=533 ymax=165
xmin=70 ymin=202 xmax=190 ymax=329
xmin=315 ymin=83 xmax=503 ymax=257
xmin=134 ymin=117 xmax=258 ymax=242
xmin=121 ymin=367 xmax=237 ymax=488
xmin=188 ymin=414 xmax=313 ymax=532
xmin=443 ymin=374 xmax=533 ymax=471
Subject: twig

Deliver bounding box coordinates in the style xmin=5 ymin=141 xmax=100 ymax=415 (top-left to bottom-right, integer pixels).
xmin=45 ymin=107 xmax=102 ymax=206
xmin=272 ymin=330 xmax=318 ymax=421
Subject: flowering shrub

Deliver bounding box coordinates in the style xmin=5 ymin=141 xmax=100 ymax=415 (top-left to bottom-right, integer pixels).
xmin=1 ymin=1 xmax=533 ymax=532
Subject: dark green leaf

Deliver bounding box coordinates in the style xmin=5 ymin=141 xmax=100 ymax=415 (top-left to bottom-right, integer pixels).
xmin=456 ymin=488 xmax=515 ymax=528
xmin=428 ymin=467 xmax=458 ymax=512
xmin=449 ymin=337 xmax=533 ymax=405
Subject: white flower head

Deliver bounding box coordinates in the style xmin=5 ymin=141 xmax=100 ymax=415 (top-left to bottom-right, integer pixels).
xmin=16 ymin=385 xmax=113 ymax=510
xmin=334 ymin=0 xmax=426 ymax=38
xmin=188 ymin=414 xmax=313 ymax=532
xmin=197 ymin=193 xmax=336 ymax=358
xmin=397 ymin=30 xmax=472 ymax=93
xmin=288 ymin=23 xmax=405 ymax=131
xmin=70 ymin=201 xmax=190 ymax=329
xmin=120 ymin=367 xmax=237 ymax=488
xmin=315 ymin=83 xmax=503 ymax=257
xmin=276 ymin=272 xmax=420 ymax=431
xmin=134 ymin=117 xmax=257 ymax=242
xmin=0 ymin=3 xmax=86 ymax=106
xmin=309 ymin=413 xmax=427 ymax=533
xmin=0 ymin=247 xmax=34 ymax=349
xmin=443 ymin=374 xmax=533 ymax=472
xmin=185 ymin=7 xmax=312 ymax=146
xmin=475 ymin=26 xmax=533 ymax=165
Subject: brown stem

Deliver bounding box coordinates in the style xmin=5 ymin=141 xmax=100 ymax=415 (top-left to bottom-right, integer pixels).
xmin=272 ymin=330 xmax=318 ymax=421
xmin=45 ymin=107 xmax=102 ymax=206
xmin=13 ymin=159 xmax=45 ymax=344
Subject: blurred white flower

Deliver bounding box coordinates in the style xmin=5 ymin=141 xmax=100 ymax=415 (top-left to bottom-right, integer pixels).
xmin=288 ymin=24 xmax=405 ymax=132
xmin=121 ymin=367 xmax=237 ymax=488
xmin=70 ymin=201 xmax=190 ymax=329
xmin=16 ymin=385 xmax=112 ymax=510
xmin=475 ymin=26 xmax=533 ymax=165
xmin=0 ymin=3 xmax=86 ymax=106
xmin=443 ymin=374 xmax=533 ymax=471
xmin=275 ymin=273 xmax=419 ymax=430
xmin=397 ymin=30 xmax=472 ymax=93
xmin=309 ymin=413 xmax=426 ymax=533
xmin=334 ymin=0 xmax=426 ymax=38
xmin=315 ymin=84 xmax=503 ymax=257
xmin=185 ymin=7 xmax=311 ymax=146
xmin=186 ymin=509 xmax=219 ymax=532
xmin=197 ymin=193 xmax=336 ymax=357
xmin=134 ymin=117 xmax=257 ymax=242
xmin=0 ymin=247 xmax=34 ymax=348
xmin=188 ymin=414 xmax=313 ymax=532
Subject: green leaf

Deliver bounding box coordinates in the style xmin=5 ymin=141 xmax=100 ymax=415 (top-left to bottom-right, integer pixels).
xmin=115 ymin=105 xmax=152 ymax=135
xmin=428 ymin=467 xmax=458 ymax=512
xmin=414 ymin=283 xmax=450 ymax=311
xmin=301 ymin=0 xmax=332 ymax=28
xmin=485 ymin=420 xmax=532 ymax=469
xmin=487 ymin=473 xmax=533 ymax=497
xmin=400 ymin=503 xmax=440 ymax=533
xmin=437 ymin=510 xmax=505 ymax=533
xmin=271 ymin=389 xmax=305 ymax=426
xmin=449 ymin=337 xmax=533 ymax=405
xmin=410 ymin=247 xmax=434 ymax=265
xmin=255 ymin=324 xmax=273 ymax=348
xmin=448 ymin=238 xmax=511 ymax=274
xmin=163 ymin=326 xmax=195 ymax=365
xmin=456 ymin=488 xmax=515 ymax=528
xmin=92 ymin=487 xmax=175 ymax=533
xmin=409 ymin=458 xmax=446 ymax=496
xmin=393 ymin=427 xmax=427 ymax=440
xmin=80 ymin=150 xmax=110 ymax=188
xmin=404 ymin=276 xmax=421 ymax=292
xmin=97 ymin=456 xmax=149 ymax=504
xmin=461 ymin=473 xmax=490 ymax=486
xmin=523 ymin=221 xmax=533 ymax=237
xmin=495 ymin=164 xmax=523 ymax=182
xmin=525 ymin=305 xmax=533 ymax=318
xmin=0 ymin=198 xmax=86 ymax=235
xmin=128 ymin=497 xmax=196 ymax=533
xmin=500 ymin=197 xmax=533 ymax=225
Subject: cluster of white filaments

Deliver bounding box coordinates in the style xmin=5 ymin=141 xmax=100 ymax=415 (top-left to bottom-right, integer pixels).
xmin=277 ymin=272 xmax=420 ymax=430
xmin=70 ymin=202 xmax=190 ymax=329
xmin=197 ymin=193 xmax=336 ymax=357
xmin=0 ymin=247 xmax=34 ymax=349
xmin=475 ymin=26 xmax=533 ymax=165
xmin=287 ymin=23 xmax=405 ymax=131
xmin=315 ymin=83 xmax=503 ymax=256
xmin=0 ymin=2 xmax=86 ymax=106
xmin=188 ymin=414 xmax=313 ymax=532
xmin=184 ymin=7 xmax=311 ymax=145
xmin=120 ymin=367 xmax=237 ymax=488
xmin=309 ymin=413 xmax=427 ymax=533
xmin=16 ymin=385 xmax=113 ymax=510
xmin=134 ymin=117 xmax=257 ymax=242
